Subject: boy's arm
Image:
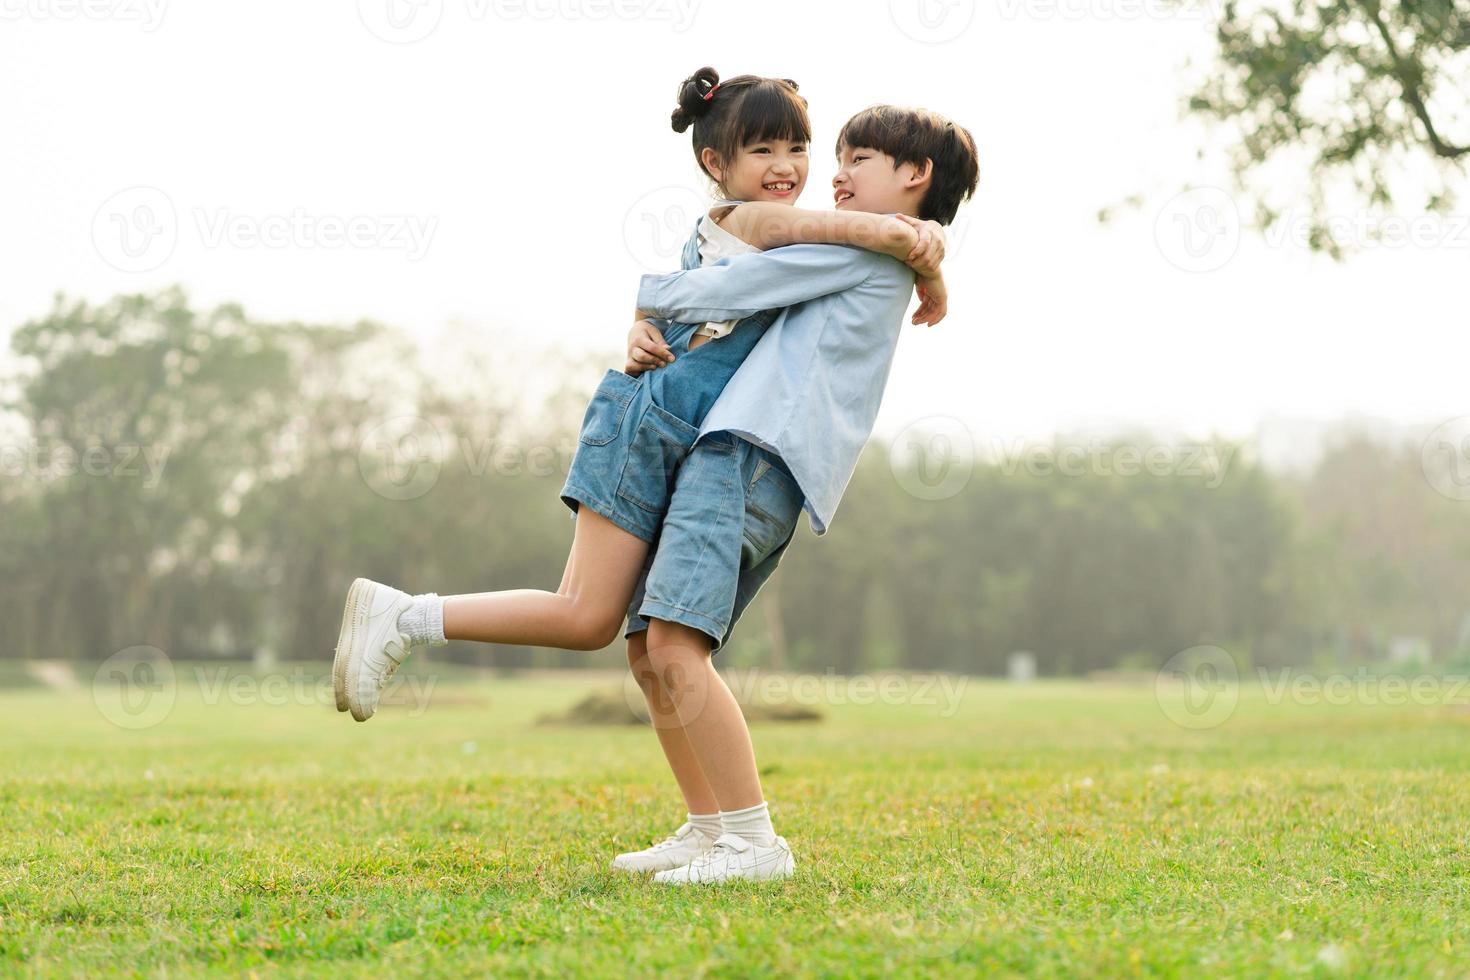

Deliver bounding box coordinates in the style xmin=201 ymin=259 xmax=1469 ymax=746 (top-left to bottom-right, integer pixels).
xmin=720 ymin=202 xmax=945 ymax=277
xmin=635 ymin=244 xmax=882 ymax=325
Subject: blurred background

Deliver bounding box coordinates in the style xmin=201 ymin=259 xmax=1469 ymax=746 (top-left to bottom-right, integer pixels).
xmin=2 ymin=0 xmax=1467 ymax=682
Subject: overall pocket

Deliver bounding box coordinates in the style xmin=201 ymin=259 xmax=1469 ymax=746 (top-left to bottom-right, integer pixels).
xmin=616 ymin=403 xmax=700 ymax=514
xmin=577 ymin=369 xmax=639 ymax=447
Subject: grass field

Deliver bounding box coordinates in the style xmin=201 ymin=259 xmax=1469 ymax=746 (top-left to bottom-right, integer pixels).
xmin=3 ymin=664 xmax=1468 ymax=977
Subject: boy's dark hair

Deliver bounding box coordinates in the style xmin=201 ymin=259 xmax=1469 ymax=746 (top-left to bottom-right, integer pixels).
xmin=837 ymin=105 xmax=979 ymax=225
xmin=671 ymin=67 xmax=811 ymax=185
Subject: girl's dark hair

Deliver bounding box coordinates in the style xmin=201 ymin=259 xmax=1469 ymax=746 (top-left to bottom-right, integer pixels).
xmin=837 ymin=105 xmax=980 ymax=226
xmin=670 ymin=67 xmax=810 ymax=185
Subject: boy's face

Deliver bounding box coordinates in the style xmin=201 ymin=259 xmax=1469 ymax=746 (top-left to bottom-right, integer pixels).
xmin=832 ymin=142 xmax=928 ymax=215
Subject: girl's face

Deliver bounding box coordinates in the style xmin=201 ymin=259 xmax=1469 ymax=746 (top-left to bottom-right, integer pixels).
xmin=704 ymin=138 xmax=809 ymax=204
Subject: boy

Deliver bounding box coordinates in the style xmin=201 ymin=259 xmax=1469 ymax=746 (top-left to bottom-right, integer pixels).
xmin=615 ymin=105 xmax=979 ymax=883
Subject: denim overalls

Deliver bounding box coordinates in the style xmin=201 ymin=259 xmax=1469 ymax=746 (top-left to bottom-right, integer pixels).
xmin=559 ymin=222 xmax=783 ymax=543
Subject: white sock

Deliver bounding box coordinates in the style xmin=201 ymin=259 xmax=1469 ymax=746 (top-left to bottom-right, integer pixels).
xmin=687 ymin=811 xmax=722 ymax=842
xmin=720 ymin=801 xmax=776 ymax=846
xmin=397 ymin=594 xmax=447 ymax=647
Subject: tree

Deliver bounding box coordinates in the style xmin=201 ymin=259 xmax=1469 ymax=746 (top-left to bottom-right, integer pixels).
xmin=1188 ymin=0 xmax=1469 ymax=256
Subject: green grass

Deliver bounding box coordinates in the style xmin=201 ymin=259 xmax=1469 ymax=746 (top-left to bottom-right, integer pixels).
xmin=2 ymin=667 xmax=1468 ymax=977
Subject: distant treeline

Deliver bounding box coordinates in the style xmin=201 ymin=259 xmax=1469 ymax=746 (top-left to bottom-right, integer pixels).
xmin=3 ymin=289 xmax=1466 ymax=675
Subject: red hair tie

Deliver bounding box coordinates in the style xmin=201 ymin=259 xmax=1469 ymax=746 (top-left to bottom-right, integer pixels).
xmin=702 ymin=82 xmax=722 ymax=102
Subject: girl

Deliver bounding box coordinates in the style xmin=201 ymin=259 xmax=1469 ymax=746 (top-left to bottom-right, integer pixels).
xmin=334 ymin=66 xmax=947 ymax=871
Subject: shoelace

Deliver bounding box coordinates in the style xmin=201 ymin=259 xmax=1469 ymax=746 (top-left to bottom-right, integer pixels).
xmin=647 ymin=826 xmax=697 ymax=852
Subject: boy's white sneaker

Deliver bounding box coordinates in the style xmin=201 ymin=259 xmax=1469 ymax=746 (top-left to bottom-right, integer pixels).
xmin=652 ymin=833 xmax=795 ymax=884
xmin=334 ymin=577 xmax=416 ymax=722
xmin=611 ymin=822 xmax=716 ymax=874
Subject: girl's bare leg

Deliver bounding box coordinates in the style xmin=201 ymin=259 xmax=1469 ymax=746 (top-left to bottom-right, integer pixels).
xmin=626 ymin=631 xmax=720 ymax=815
xmin=644 ymin=618 xmax=765 ymax=811
xmin=441 ymin=508 xmax=649 ymax=651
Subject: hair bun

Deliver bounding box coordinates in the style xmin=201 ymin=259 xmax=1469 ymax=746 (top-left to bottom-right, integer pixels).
xmin=670 ymin=66 xmax=721 ymax=134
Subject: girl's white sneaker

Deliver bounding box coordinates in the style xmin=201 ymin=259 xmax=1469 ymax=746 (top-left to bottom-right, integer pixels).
xmin=611 ymin=822 xmax=715 ymax=874
xmin=334 ymin=577 xmax=416 ymax=722
xmin=652 ymin=833 xmax=795 ymax=884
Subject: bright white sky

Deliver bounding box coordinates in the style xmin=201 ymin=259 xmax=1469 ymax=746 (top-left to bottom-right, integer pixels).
xmin=1 ymin=0 xmax=1463 ymax=446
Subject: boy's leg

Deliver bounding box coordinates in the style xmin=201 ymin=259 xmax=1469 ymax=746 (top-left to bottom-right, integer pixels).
xmin=642 ymin=620 xmax=764 ymax=811
xmin=625 ymin=630 xmax=720 ymax=816
xmin=611 ymin=630 xmax=726 ymax=873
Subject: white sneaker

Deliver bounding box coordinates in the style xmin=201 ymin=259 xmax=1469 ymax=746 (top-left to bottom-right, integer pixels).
xmin=611 ymin=822 xmax=716 ymax=874
xmin=334 ymin=577 xmax=415 ymax=722
xmin=652 ymin=833 xmax=795 ymax=884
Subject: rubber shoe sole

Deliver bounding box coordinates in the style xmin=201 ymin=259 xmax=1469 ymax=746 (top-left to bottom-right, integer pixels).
xmin=332 ymin=577 xmax=370 ymax=713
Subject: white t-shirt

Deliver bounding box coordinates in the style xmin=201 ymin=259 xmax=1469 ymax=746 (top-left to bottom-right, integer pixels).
xmin=694 ymin=203 xmax=759 ymax=339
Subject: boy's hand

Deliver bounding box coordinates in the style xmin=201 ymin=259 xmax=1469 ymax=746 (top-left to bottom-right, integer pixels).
xmin=625 ymin=319 xmax=675 ymax=376
xmin=896 ymin=213 xmax=945 ymax=279
xmin=912 ymin=273 xmax=948 ymax=327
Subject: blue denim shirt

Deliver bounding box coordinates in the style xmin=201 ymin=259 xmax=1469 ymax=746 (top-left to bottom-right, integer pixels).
xmin=636 ymin=244 xmax=914 ymax=535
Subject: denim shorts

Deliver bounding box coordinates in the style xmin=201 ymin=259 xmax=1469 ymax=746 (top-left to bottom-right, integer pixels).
xmin=625 ymin=432 xmax=804 ymax=652
xmin=560 ymin=369 xmax=699 ymax=544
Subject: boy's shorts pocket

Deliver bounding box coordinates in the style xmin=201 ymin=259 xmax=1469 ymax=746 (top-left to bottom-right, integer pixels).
xmin=742 ymin=457 xmax=803 ymax=558
xmin=577 ymin=369 xmax=639 ymax=447
xmin=616 ymin=403 xmax=700 ymax=514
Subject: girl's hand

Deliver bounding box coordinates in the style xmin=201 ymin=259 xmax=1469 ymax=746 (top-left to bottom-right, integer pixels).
xmin=625 ymin=319 xmax=674 ymax=376
xmin=912 ymin=274 xmax=948 ymax=327
xmin=896 ymin=213 xmax=946 ymax=279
